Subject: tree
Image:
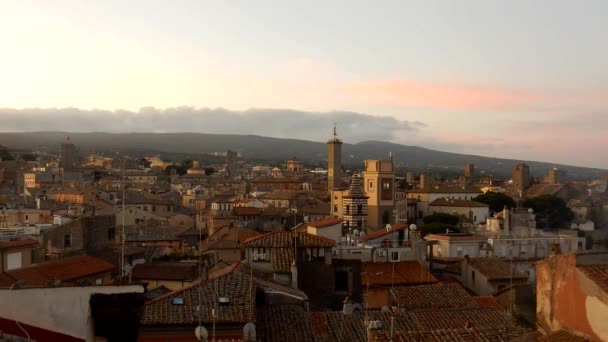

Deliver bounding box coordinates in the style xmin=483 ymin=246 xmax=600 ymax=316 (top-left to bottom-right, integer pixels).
xmin=423 ymin=213 xmax=460 ymax=226
xmin=419 ymin=222 xmax=460 ymax=236
xmin=523 ymin=194 xmax=574 ymax=229
xmin=473 ymin=192 xmax=516 ymax=213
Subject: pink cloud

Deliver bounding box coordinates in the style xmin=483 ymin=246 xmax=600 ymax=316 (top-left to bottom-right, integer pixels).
xmin=344 ymin=79 xmax=541 ymax=110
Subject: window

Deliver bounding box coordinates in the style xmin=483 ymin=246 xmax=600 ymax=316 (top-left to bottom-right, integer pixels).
xmin=108 ymin=227 xmax=116 ymax=241
xmin=152 ymin=205 xmax=156 ymax=212
xmin=471 ymin=270 xmax=476 ymax=284
xmin=457 ymin=247 xmax=463 ymax=257
xmin=357 ymin=204 xmax=362 ymax=215
xmin=345 ymin=205 xmax=350 ymax=214
xmin=334 ymin=205 xmax=338 ymax=213
xmin=390 ymin=251 xmax=400 ymax=262
xmin=25 ymin=214 xmax=29 ymax=221
xmin=64 ymin=234 xmax=72 ymax=248
xmin=96 ymin=278 xmax=103 ymax=285
xmin=369 ymin=181 xmax=373 ymax=189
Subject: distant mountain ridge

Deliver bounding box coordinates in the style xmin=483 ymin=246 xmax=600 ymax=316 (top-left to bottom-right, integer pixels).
xmin=0 ymin=132 xmax=604 ymax=180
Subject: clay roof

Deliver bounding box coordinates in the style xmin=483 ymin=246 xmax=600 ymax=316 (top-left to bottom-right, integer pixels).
xmin=425 ymin=233 xmax=488 ymax=242
xmin=0 ymin=239 xmax=39 ymax=250
xmin=473 ymin=296 xmax=504 ymax=310
xmin=524 ymin=183 xmax=565 ymax=198
xmin=362 ymin=223 xmax=407 ymax=241
xmin=319 ymin=307 xmax=530 ymax=342
xmin=538 ymin=330 xmax=591 ymax=342
xmin=131 ymin=263 xmax=197 ymax=281
xmin=429 ymin=198 xmax=488 ymax=208
xmin=361 ymin=261 xmax=438 ymax=286
xmin=307 ymin=217 xmax=342 ymax=229
xmin=465 ymin=257 xmax=528 ymax=281
xmin=578 ymin=264 xmax=608 ymax=293
xmin=408 ymin=185 xmax=482 ymax=194
xmin=243 ymin=231 xmax=335 ymax=248
xmin=271 ymin=248 xmax=294 ymax=273
xmin=391 ymin=283 xmax=479 ymax=310
xmin=6 ymin=255 xmax=114 ymax=286
xmin=141 ymin=269 xmax=254 ymax=325
xmin=233 ymin=207 xmax=262 ymax=216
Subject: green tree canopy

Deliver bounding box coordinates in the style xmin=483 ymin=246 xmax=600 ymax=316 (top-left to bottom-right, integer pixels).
xmin=473 ymin=191 xmax=516 ymax=213
xmin=423 ymin=212 xmax=460 ymax=226
xmin=419 ymin=222 xmax=460 ymax=236
xmin=523 ymin=194 xmax=574 ymax=229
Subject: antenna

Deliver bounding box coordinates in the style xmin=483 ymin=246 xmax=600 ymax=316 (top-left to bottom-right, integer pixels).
xmin=333 ymin=122 xmax=337 ymax=140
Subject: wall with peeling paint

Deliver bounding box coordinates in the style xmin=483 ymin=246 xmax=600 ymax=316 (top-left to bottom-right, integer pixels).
xmin=537 ymin=252 xmax=608 ymax=341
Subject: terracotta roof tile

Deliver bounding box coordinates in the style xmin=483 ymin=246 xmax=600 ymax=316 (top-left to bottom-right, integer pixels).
xmin=307 ymin=217 xmax=342 ymax=229
xmin=392 ymin=283 xmax=479 ymax=310
xmin=578 ymin=264 xmax=608 ymax=293
xmin=425 ymin=233 xmax=488 ymax=242
xmin=361 ymin=261 xmax=438 ymax=286
xmin=271 ymin=248 xmax=294 ymax=273
xmin=362 ymin=223 xmax=407 ymax=241
xmin=473 ymin=296 xmax=504 ymax=310
xmin=0 ymin=239 xmax=39 ymax=250
xmin=142 ymin=269 xmax=254 ymax=325
xmin=6 ymin=255 xmax=114 ymax=286
xmin=465 ymin=257 xmax=528 ymax=281
xmin=243 ymin=231 xmax=335 ymax=248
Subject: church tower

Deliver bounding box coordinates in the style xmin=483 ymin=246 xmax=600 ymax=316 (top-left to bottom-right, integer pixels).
xmin=342 ymin=174 xmax=369 ymax=232
xmin=363 ymin=158 xmax=395 ymax=231
xmin=327 ymin=124 xmax=342 ymax=192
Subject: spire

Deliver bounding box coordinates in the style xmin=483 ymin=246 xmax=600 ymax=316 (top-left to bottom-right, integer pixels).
xmin=328 ymin=123 xmax=342 ymax=143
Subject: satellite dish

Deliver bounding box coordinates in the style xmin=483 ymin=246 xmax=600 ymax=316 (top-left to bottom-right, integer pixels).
xmin=385 ymin=224 xmax=392 ymax=231
xmin=195 ymin=326 xmax=208 ymax=341
xmin=409 ymin=224 xmax=417 ymax=231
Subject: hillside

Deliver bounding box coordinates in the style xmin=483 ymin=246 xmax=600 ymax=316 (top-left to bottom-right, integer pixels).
xmin=0 ymin=132 xmax=604 ymax=180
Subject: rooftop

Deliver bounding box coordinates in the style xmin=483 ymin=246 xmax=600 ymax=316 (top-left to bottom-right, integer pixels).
xmin=5 ymin=255 xmax=114 ymax=286
xmin=429 ymin=198 xmax=489 ymax=208
xmin=465 ymin=256 xmax=528 ymax=281
xmin=141 ymin=269 xmax=254 ymax=325
xmin=361 ymin=261 xmax=438 ymax=286
xmin=307 ymin=217 xmax=342 ymax=229
xmin=243 ymin=231 xmax=335 ymax=248
xmin=391 ymin=282 xmax=479 ymax=310
xmin=362 ymin=223 xmax=407 ymax=242
xmin=578 ymin=264 xmax=608 ymax=293
xmin=425 ymin=233 xmax=488 ymax=242
xmin=0 ymin=239 xmax=39 ymax=250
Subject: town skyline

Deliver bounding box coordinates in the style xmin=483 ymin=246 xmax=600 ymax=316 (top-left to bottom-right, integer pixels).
xmin=2 ymin=1 xmax=607 ymax=169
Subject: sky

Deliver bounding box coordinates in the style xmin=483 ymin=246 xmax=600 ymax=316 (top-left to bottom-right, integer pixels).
xmin=0 ymin=1 xmax=607 ymax=168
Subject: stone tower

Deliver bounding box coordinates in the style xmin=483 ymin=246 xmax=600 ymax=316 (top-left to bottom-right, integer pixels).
xmin=327 ymin=124 xmax=342 ymax=192
xmin=61 ymin=137 xmax=77 ymax=173
xmin=512 ymin=163 xmax=530 ymax=194
xmin=363 ymin=159 xmax=395 ymax=231
xmin=342 ymin=174 xmax=369 ymax=232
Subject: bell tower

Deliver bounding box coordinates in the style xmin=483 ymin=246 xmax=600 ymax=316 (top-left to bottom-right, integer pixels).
xmin=327 ymin=124 xmax=342 ymax=192
xmin=363 ymin=159 xmax=395 ymax=231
